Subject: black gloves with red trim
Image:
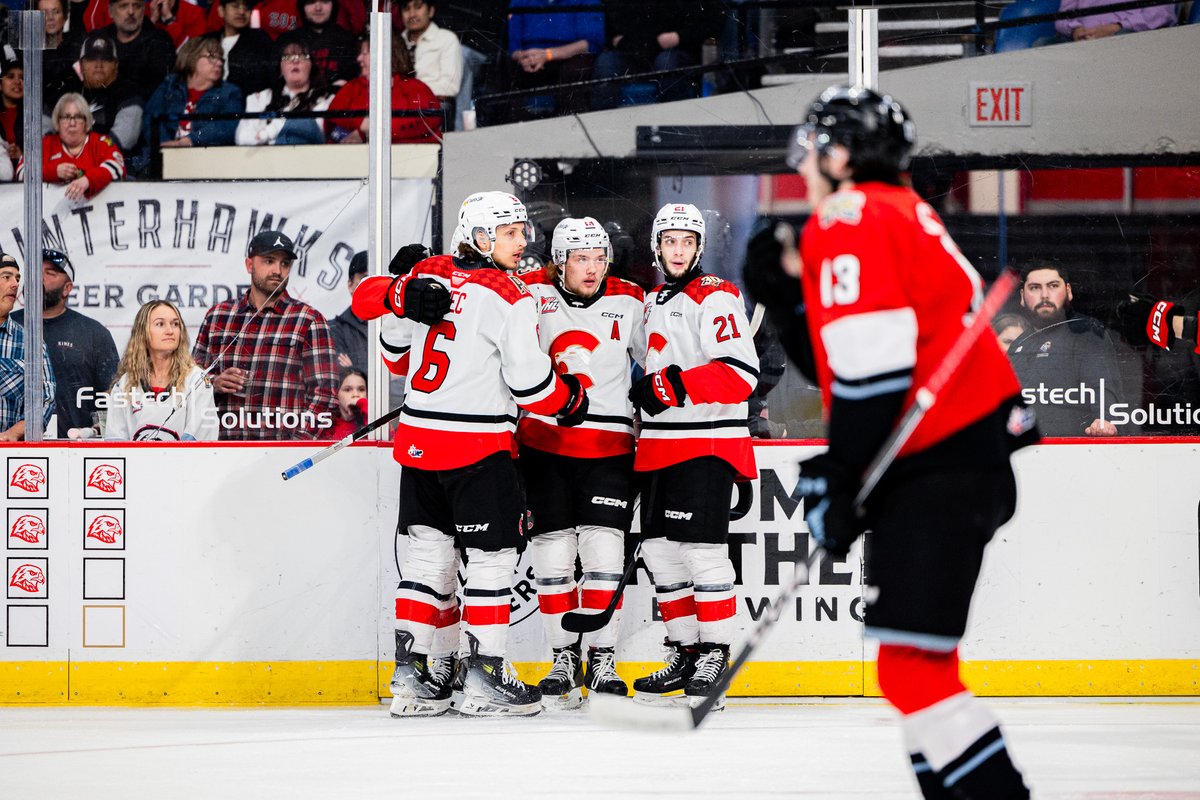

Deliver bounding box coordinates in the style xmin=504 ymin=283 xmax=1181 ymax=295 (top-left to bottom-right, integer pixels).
xmin=628 ymin=365 xmax=687 ymax=417
xmin=555 ymin=372 xmax=590 ymax=427
xmin=387 ymin=274 xmax=451 ymax=324
xmin=1117 ymin=294 xmax=1199 ymax=352
xmin=794 ymin=453 xmax=865 ymax=559
xmin=389 ymin=243 xmax=432 ymax=276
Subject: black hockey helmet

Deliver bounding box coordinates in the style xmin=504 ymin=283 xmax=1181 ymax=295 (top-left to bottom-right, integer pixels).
xmin=787 ymin=85 xmax=915 ymax=179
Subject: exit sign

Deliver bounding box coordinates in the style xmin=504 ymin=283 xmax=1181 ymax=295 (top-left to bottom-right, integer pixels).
xmin=968 ymin=82 xmax=1031 ymax=127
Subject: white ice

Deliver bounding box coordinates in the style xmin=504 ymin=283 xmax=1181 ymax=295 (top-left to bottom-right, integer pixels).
xmin=2 ymin=699 xmax=1198 ymax=799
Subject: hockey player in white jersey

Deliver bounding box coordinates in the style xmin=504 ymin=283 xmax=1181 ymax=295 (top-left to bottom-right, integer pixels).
xmin=515 ymin=217 xmax=646 ymax=709
xmin=628 ymin=203 xmax=758 ymax=710
xmin=353 ymin=191 xmax=590 ymax=718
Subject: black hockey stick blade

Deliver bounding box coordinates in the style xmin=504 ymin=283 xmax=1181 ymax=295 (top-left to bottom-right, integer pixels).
xmin=281 ymin=405 xmax=404 ymax=480
xmin=561 ymin=541 xmax=643 ymax=634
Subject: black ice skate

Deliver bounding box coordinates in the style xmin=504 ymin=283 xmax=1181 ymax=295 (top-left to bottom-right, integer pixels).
xmin=458 ymin=633 xmax=542 ymax=717
xmin=586 ymin=646 xmax=628 ymax=697
xmin=388 ymin=631 xmax=451 ymax=718
xmin=538 ymin=642 xmax=584 ymax=711
xmin=684 ymin=643 xmax=730 ymax=712
xmin=632 ymin=639 xmax=698 ymax=706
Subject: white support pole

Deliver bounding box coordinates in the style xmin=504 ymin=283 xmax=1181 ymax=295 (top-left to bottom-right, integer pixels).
xmin=848 ymin=7 xmax=879 ymax=91
xmin=367 ymin=8 xmax=392 ymax=437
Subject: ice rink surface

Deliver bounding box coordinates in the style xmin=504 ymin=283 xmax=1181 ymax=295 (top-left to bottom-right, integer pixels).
xmin=2 ymin=698 xmax=1198 ymax=799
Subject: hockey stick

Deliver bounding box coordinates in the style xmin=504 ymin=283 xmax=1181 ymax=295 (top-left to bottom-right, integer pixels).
xmin=589 ymin=269 xmax=1019 ymax=732
xmin=281 ymin=405 xmax=404 ymax=480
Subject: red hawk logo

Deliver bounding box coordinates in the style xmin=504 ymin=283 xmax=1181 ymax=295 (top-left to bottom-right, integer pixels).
xmin=10 ymin=464 xmax=46 ymax=493
xmin=647 ymin=332 xmax=668 ymax=358
xmin=9 ymin=563 xmax=45 ymax=593
xmin=10 ymin=514 xmax=46 ymax=544
xmin=550 ymin=329 xmax=602 ymax=389
xmin=86 ymin=464 xmax=123 ymax=494
xmin=86 ymin=514 xmax=124 ymax=544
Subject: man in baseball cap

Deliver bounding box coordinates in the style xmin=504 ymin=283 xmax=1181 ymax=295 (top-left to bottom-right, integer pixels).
xmin=247 ymin=229 xmax=299 ymax=260
xmin=76 ymin=31 xmax=144 ymax=155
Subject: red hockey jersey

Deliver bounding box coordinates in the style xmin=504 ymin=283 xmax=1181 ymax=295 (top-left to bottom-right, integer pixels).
xmin=18 ymin=132 xmax=125 ymax=199
xmin=634 ymin=272 xmax=758 ymax=481
xmin=353 ymin=256 xmax=572 ymax=471
xmin=800 ymin=182 xmax=1020 ymax=458
xmin=517 ymin=269 xmax=646 ymax=458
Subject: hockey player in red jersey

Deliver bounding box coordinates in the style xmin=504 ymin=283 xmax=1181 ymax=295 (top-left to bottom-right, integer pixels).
xmin=353 ymin=191 xmax=590 ymax=718
xmin=515 ymin=217 xmax=646 ymax=709
xmin=746 ymin=85 xmax=1034 ymax=799
xmin=627 ymin=202 xmax=758 ymax=711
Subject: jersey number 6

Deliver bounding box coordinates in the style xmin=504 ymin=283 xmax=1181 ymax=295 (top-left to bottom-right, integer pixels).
xmin=411 ymin=320 xmax=457 ymax=393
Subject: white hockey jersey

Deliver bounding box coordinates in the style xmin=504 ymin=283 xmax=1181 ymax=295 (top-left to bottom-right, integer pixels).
xmin=104 ymin=365 xmax=219 ymax=441
xmin=635 ymin=271 xmax=759 ymax=480
xmin=517 ymin=270 xmax=646 ymax=458
xmin=353 ymin=255 xmax=573 ymax=471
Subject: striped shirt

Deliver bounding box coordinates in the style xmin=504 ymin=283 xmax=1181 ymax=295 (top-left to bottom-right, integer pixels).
xmin=0 ymin=318 xmax=58 ymax=433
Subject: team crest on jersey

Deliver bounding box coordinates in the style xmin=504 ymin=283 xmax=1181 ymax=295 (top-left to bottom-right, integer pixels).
xmin=818 ymin=191 xmax=866 ymax=229
xmin=699 ymin=275 xmax=722 ymax=287
xmin=539 ymin=296 xmax=560 ymax=313
xmin=407 ymin=444 xmax=423 ymax=458
xmin=647 ymin=332 xmax=668 ymax=357
xmin=550 ymin=329 xmax=601 ymax=389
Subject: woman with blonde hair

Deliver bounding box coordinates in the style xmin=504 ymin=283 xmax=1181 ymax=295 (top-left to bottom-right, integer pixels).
xmin=106 ymin=300 xmax=218 ymax=441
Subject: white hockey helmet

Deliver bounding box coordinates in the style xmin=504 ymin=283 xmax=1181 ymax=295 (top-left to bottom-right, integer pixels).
xmin=456 ymin=191 xmax=531 ymax=257
xmin=651 ymin=202 xmax=705 ymax=271
xmin=551 ymin=216 xmax=612 ymax=266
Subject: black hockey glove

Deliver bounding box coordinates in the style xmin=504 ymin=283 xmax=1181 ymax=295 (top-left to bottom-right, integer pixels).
xmin=555 ymin=372 xmax=590 ymax=427
xmin=628 ymin=365 xmax=687 ymax=417
xmin=794 ymin=453 xmax=865 ymax=559
xmin=741 ymin=219 xmax=817 ymax=381
xmin=1116 ymin=293 xmax=1194 ymax=350
xmin=389 ymin=243 xmax=432 ymax=276
xmin=389 ymin=275 xmax=451 ymax=324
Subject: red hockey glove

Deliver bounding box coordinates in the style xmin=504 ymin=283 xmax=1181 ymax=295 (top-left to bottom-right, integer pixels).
xmin=387 ymin=275 xmax=451 ymax=324
xmin=1117 ymin=293 xmax=1182 ymax=350
xmin=794 ymin=453 xmax=865 ymax=559
xmin=629 ymin=365 xmax=687 ymax=417
xmin=354 ymin=396 xmax=369 ymax=421
xmin=555 ymin=372 xmax=590 ymax=427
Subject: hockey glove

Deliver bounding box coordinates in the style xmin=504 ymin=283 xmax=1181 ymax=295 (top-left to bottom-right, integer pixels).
xmin=1116 ymin=293 xmax=1193 ymax=350
xmin=628 ymin=365 xmax=687 ymax=417
xmin=388 ymin=275 xmax=452 ymax=324
xmin=795 ymin=453 xmax=864 ymax=558
xmin=389 ymin=243 xmax=432 ymax=276
xmin=555 ymin=372 xmax=590 ymax=427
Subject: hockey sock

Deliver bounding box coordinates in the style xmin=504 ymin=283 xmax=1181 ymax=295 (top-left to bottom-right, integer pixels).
xmin=394 ymin=525 xmax=457 ymax=655
xmin=642 ymin=537 xmax=699 ymax=645
xmin=462 ymin=547 xmax=518 ymax=657
xmin=531 ymin=529 xmax=580 ymax=649
xmin=578 ymin=525 xmax=625 ymax=649
xmin=879 ymin=644 xmax=1030 ymax=800
xmin=679 ymin=542 xmax=737 ymax=645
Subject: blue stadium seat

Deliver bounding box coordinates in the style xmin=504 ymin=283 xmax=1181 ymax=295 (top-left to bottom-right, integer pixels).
xmin=1188 ymin=1 xmax=1200 ymax=24
xmin=994 ymin=0 xmax=1061 ymax=52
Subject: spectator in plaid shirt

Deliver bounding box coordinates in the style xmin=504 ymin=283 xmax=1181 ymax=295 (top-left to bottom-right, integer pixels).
xmin=0 ymin=254 xmax=57 ymax=441
xmin=192 ymin=230 xmax=339 ymax=440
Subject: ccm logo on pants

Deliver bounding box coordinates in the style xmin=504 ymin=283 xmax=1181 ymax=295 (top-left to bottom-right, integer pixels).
xmin=456 ymin=523 xmax=490 ymax=533
xmin=591 ymin=496 xmax=628 ymax=508
xmin=664 ymin=510 xmax=693 ymax=520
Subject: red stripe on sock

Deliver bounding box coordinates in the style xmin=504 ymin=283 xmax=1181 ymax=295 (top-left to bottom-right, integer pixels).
xmin=695 ymin=596 xmax=737 ymax=622
xmin=463 ymin=603 xmax=511 ymax=626
xmin=581 ymin=589 xmax=622 ymax=611
xmin=537 ymin=590 xmax=579 ymax=615
xmin=658 ymin=595 xmax=697 ymax=622
xmin=395 ymin=597 xmax=440 ymax=626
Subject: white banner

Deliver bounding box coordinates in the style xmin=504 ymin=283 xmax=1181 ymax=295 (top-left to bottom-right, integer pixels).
xmin=0 ymin=179 xmax=435 ymax=353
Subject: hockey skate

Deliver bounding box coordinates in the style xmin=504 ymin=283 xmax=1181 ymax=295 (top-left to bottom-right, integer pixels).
xmin=684 ymin=643 xmax=730 ymax=712
xmin=538 ymin=643 xmax=584 ymax=711
xmin=458 ymin=633 xmax=542 ymax=717
xmin=388 ymin=631 xmax=452 ymax=718
xmin=632 ymin=639 xmax=698 ymax=706
xmin=585 ymin=646 xmax=627 ymax=697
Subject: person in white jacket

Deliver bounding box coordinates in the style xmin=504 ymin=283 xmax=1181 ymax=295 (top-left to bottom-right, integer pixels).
xmin=235 ymin=40 xmax=334 ymax=146
xmin=105 ymin=300 xmax=218 ymax=441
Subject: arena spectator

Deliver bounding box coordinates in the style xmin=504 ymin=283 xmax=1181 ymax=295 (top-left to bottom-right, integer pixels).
xmin=336 ymin=0 xmax=365 ymax=36
xmin=399 ymin=1 xmax=462 ymax=101
xmin=993 ymin=312 xmax=1031 ymax=355
xmin=1056 ymin=0 xmax=1177 ymax=40
xmin=236 ymin=39 xmax=333 ymax=145
xmin=327 ymin=249 xmax=367 ymax=370
xmin=145 ymin=0 xmax=207 ymax=47
xmin=62 ymin=32 xmax=144 ymax=156
xmin=429 ymin=0 xmax=505 ymax=129
xmin=276 ymin=0 xmax=359 ymax=85
xmin=37 ymin=0 xmax=83 ymax=105
xmin=504 ymin=0 xmax=604 ymax=118
xmin=325 ymin=33 xmax=441 ymax=143
xmin=192 ymin=230 xmax=339 ymax=440
xmin=17 ymin=93 xmax=126 ymax=200
xmin=591 ymin=3 xmax=723 ymax=110
xmin=252 ymin=0 xmax=300 ymax=39
xmin=0 ymin=49 xmax=23 ymax=171
xmin=218 ymin=0 xmax=276 ymax=98
xmin=325 ymin=366 xmax=367 ymax=439
xmin=144 ymin=35 xmax=245 ymax=153
xmin=96 ymin=0 xmax=176 ymax=101
xmin=11 ymin=249 xmax=119 ymax=437
xmin=105 ymin=300 xmax=218 ymax=441
xmin=0 ymin=253 xmax=57 ymax=442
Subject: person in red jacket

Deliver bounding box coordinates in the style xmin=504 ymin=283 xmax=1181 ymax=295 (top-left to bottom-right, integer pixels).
xmin=325 ymin=32 xmax=442 ymax=143
xmin=146 ymin=0 xmax=208 ymax=47
xmin=18 ymin=92 xmax=124 ymax=200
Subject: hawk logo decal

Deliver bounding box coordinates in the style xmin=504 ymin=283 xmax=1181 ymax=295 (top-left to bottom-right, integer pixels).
xmin=10 ymin=514 xmax=46 ymax=544
xmin=10 ymin=464 xmax=46 ymax=493
xmin=86 ymin=515 xmax=124 ymax=545
xmin=86 ymin=464 xmax=124 ymax=494
xmin=9 ymin=563 xmax=45 ymax=593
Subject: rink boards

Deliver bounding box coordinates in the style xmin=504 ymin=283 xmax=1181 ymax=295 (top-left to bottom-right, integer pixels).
xmin=0 ymin=440 xmax=1196 ymax=704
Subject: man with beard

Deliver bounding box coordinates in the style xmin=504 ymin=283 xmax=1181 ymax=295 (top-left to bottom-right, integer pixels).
xmin=0 ymin=253 xmax=57 ymax=442
xmin=1007 ymin=264 xmax=1129 ymax=436
xmin=11 ymin=249 xmax=117 ymax=437
xmin=62 ymin=33 xmax=144 ymax=157
xmin=96 ymin=0 xmax=176 ymax=102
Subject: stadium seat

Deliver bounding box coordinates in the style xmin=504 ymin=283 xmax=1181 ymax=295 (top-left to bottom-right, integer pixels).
xmin=994 ymin=0 xmax=1060 ymax=52
xmin=1187 ymin=1 xmax=1200 ymax=24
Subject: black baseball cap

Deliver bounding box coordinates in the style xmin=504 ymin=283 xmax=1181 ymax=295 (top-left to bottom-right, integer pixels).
xmin=80 ymin=32 xmax=118 ymax=62
xmin=0 ymin=253 xmax=19 ymax=272
xmin=348 ymin=251 xmax=368 ymax=279
xmin=247 ymin=230 xmax=298 ymax=259
xmin=43 ymin=249 xmax=76 ymax=282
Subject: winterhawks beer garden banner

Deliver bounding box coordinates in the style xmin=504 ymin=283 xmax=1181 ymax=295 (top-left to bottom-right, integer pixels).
xmin=0 ymin=180 xmax=434 ymax=352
